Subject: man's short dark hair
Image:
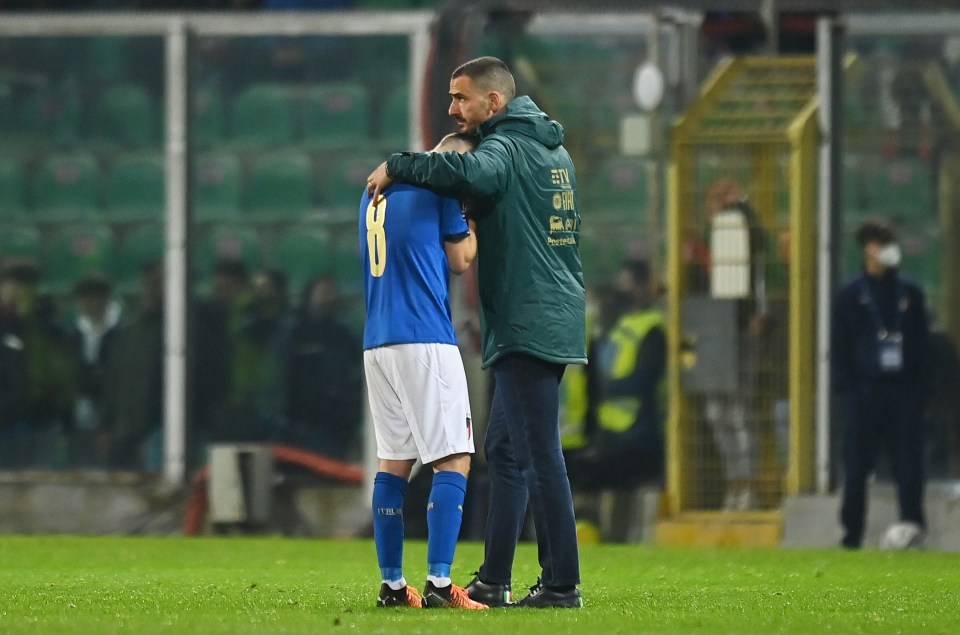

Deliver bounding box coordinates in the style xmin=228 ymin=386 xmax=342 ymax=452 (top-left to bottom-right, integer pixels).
xmin=855 ymin=219 xmax=897 ymax=248
xmin=451 ymin=56 xmax=517 ymax=102
xmin=212 ymin=259 xmax=249 ymax=281
xmin=0 ymin=259 xmax=41 ymax=285
xmin=73 ymin=273 xmax=113 ymax=298
xmin=621 ymin=259 xmax=651 ymax=285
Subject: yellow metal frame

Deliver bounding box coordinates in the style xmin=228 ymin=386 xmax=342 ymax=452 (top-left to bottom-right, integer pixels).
xmin=664 ymin=56 xmax=818 ymax=530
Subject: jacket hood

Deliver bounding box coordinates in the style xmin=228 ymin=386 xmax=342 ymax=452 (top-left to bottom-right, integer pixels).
xmin=480 ymin=96 xmax=564 ymax=148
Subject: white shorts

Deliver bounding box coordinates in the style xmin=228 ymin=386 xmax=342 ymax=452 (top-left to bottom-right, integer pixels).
xmin=364 ymin=343 xmax=474 ymax=465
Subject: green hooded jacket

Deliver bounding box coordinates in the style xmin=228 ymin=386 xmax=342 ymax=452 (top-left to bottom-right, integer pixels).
xmin=386 ymin=96 xmax=586 ymax=368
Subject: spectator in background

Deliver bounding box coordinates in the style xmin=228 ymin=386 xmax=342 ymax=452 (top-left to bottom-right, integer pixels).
xmin=702 ymin=179 xmax=771 ymax=511
xmin=230 ymin=267 xmax=292 ymax=442
xmin=197 ymin=261 xmax=292 ymax=445
xmin=284 ymin=275 xmax=362 ymax=461
xmin=565 ymin=260 xmax=666 ymax=542
xmin=567 ymin=260 xmax=666 ymax=491
xmin=832 ymin=219 xmax=930 ymax=549
xmin=191 ymin=258 xmax=250 ymax=446
xmin=0 ymin=261 xmax=31 ymax=468
xmin=101 ymin=260 xmax=164 ymax=470
xmin=0 ymin=260 xmax=77 ymax=468
xmin=67 ymin=273 xmax=122 ymax=467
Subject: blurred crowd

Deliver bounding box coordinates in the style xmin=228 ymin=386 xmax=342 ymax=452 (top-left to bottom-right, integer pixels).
xmin=0 ymin=256 xmax=363 ymax=471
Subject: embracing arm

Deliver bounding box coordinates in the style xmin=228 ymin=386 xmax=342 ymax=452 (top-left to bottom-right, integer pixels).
xmin=444 ymin=220 xmax=478 ymax=275
xmin=368 ymin=139 xmax=511 ymax=202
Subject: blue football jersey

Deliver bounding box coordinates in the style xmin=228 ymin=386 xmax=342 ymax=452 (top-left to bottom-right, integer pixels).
xmin=360 ymin=184 xmax=469 ymax=349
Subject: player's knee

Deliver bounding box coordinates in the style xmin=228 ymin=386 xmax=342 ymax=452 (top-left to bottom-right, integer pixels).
xmin=432 ymin=452 xmax=471 ymax=476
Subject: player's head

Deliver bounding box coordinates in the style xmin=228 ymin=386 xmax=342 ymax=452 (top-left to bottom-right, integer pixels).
xmin=856 ymin=219 xmax=900 ymax=274
xmin=72 ymin=273 xmax=113 ymax=320
xmin=211 ymin=258 xmax=250 ymax=307
xmin=432 ymin=131 xmax=480 ymax=154
xmin=0 ymin=258 xmax=40 ymax=314
xmin=448 ymin=56 xmax=516 ymax=133
xmin=615 ymin=259 xmax=655 ymax=311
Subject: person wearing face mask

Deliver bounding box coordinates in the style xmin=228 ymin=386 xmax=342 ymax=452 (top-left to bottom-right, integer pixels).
xmin=832 ymin=219 xmax=930 ymax=549
xmin=565 ymin=260 xmax=666 ymax=539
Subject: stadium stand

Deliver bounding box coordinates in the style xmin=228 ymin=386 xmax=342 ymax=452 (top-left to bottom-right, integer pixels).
xmin=192 ymin=84 xmax=225 ymax=150
xmin=866 ymin=156 xmax=935 ymax=219
xmin=90 ymin=83 xmax=159 ymax=149
xmin=319 ymin=152 xmax=380 ymax=212
xmin=0 ymin=83 xmax=15 ymax=144
xmin=302 ymin=82 xmax=372 ymax=150
xmin=378 ymin=85 xmax=409 ymax=151
xmin=20 ymin=82 xmax=81 ymax=148
xmin=195 ymin=224 xmax=262 ymax=280
xmin=269 ymin=228 xmax=334 ymax=297
xmin=0 ymin=157 xmax=27 ymax=220
xmin=246 ymin=150 xmax=313 ymax=221
xmin=0 ymin=223 xmax=41 ymax=262
xmin=580 ymin=156 xmax=650 ymax=220
xmin=43 ymin=223 xmax=115 ymax=293
xmin=85 ymin=36 xmax=131 ymax=84
xmin=115 ymin=224 xmax=164 ymax=293
xmin=229 ymin=83 xmax=297 ymax=150
xmin=193 ymin=152 xmax=242 ymax=222
xmin=31 ymin=151 xmax=101 ymax=221
xmin=104 ymin=153 xmax=165 ymax=222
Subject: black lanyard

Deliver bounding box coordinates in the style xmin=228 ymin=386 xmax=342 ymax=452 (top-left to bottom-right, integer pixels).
xmin=859 ymin=276 xmax=905 ymax=337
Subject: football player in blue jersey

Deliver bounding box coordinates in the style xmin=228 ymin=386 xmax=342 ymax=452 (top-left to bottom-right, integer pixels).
xmin=362 ymin=132 xmax=487 ymax=610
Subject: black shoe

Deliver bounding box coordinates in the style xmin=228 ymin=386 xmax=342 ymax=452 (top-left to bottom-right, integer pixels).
xmin=377 ymin=583 xmax=422 ymax=608
xmin=515 ymin=578 xmax=583 ymax=608
xmin=464 ymin=573 xmax=513 ymax=607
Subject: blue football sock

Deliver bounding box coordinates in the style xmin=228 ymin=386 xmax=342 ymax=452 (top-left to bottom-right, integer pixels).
xmin=427 ymin=471 xmax=467 ymax=581
xmin=373 ymin=472 xmax=407 ymax=583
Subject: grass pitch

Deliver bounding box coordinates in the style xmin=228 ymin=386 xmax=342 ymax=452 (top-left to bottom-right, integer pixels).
xmin=0 ymin=536 xmax=957 ymax=634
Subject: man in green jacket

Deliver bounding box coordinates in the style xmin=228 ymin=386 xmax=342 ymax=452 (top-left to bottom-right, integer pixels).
xmin=367 ymin=56 xmax=585 ymax=608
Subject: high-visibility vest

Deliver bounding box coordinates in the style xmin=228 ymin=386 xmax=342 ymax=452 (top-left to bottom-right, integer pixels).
xmin=560 ymin=312 xmax=593 ymax=450
xmin=596 ymin=309 xmax=665 ymax=434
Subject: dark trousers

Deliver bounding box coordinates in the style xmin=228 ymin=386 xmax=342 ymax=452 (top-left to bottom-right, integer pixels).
xmin=479 ymin=354 xmax=580 ymax=587
xmin=840 ymin=380 xmax=926 ymax=547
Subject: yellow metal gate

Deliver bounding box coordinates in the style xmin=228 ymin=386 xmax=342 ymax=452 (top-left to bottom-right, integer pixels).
xmin=658 ymin=57 xmax=818 ymax=545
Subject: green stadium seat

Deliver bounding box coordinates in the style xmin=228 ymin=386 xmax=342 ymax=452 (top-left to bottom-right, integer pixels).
xmin=192 ymin=84 xmax=225 ymax=149
xmin=31 ymin=151 xmax=101 ymax=221
xmin=580 ymin=156 xmax=650 ymax=219
xmin=194 ymin=224 xmax=262 ymax=282
xmin=193 ymin=152 xmax=242 ymax=222
xmin=90 ymin=83 xmax=159 ymax=149
xmin=303 ymin=82 xmax=372 ymax=150
xmin=229 ymin=84 xmax=297 ymax=150
xmin=0 ymin=157 xmax=27 ymax=220
xmin=320 ymin=152 xmax=381 ymax=212
xmin=85 ymin=37 xmax=131 ymax=84
xmin=0 ymin=223 xmax=41 ymax=261
xmin=332 ymin=232 xmax=363 ymax=295
xmin=20 ymin=83 xmax=81 ymax=147
xmin=901 ymin=227 xmax=940 ymax=291
xmin=269 ymin=228 xmax=334 ymax=296
xmin=0 ymin=83 xmax=16 ymax=145
xmin=115 ymin=224 xmax=165 ymax=293
xmin=246 ymin=151 xmax=313 ymax=222
xmin=44 ymin=223 xmax=115 ymax=293
xmin=378 ymin=86 xmax=409 ymax=151
xmin=105 ymin=153 xmax=165 ymax=221
xmin=865 ymin=156 xmax=935 ymax=220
